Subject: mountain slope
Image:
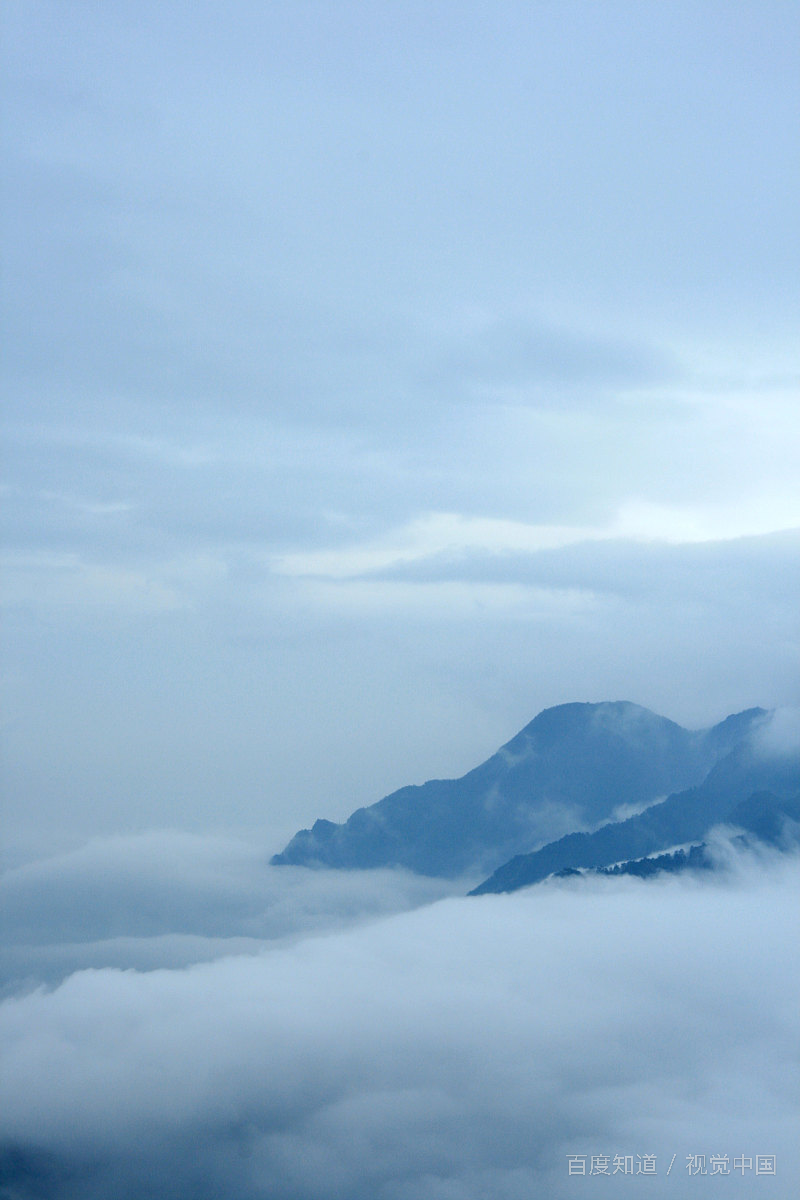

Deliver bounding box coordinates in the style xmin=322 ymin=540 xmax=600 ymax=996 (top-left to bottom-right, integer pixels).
xmin=470 ymin=742 xmax=799 ymax=894
xmin=543 ymin=792 xmax=800 ymax=885
xmin=271 ymin=701 xmax=766 ymax=878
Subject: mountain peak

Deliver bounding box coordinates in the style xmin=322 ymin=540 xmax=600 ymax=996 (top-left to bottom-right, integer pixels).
xmin=271 ymin=701 xmax=768 ymax=879
xmin=510 ymin=700 xmax=668 ymax=742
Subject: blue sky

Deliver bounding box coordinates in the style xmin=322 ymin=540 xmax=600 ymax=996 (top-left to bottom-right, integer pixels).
xmin=2 ymin=0 xmax=799 ymax=857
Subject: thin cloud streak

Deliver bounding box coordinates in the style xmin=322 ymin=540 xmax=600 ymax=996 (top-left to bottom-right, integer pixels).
xmin=273 ymin=506 xmax=800 ymax=582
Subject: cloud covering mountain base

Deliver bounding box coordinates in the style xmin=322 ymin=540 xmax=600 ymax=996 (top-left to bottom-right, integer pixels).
xmin=0 ymin=832 xmax=462 ymax=994
xmin=1 ymin=847 xmax=797 ymax=1199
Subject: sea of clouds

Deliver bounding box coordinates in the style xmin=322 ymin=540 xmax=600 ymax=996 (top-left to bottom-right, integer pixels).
xmin=1 ymin=834 xmax=798 ymax=1199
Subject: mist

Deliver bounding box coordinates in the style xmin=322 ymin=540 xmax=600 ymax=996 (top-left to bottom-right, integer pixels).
xmin=0 ymin=832 xmax=464 ymax=994
xmin=1 ymin=844 xmax=797 ymax=1198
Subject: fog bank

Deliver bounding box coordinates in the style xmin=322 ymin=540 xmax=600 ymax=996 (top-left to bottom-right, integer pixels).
xmin=1 ymin=848 xmax=797 ymax=1198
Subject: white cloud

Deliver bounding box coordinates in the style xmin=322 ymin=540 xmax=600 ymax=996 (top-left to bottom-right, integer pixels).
xmin=1 ymin=849 xmax=797 ymax=1198
xmin=273 ymin=513 xmax=597 ymax=579
xmin=613 ymin=497 xmax=800 ymax=545
xmin=0 ymin=832 xmax=463 ymax=992
xmin=273 ymin=501 xmax=800 ymax=585
xmin=753 ymin=708 xmax=800 ymax=760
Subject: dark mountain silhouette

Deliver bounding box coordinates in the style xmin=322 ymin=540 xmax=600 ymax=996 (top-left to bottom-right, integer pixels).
xmin=543 ymin=791 xmax=800 ymax=885
xmin=728 ymin=789 xmax=800 ymax=846
xmin=272 ymin=701 xmax=767 ymax=878
xmin=470 ymin=745 xmax=800 ymax=894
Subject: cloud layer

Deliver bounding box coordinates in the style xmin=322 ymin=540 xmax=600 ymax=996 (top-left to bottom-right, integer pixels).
xmin=0 ymin=832 xmax=462 ymax=993
xmin=1 ymin=846 xmax=797 ymax=1199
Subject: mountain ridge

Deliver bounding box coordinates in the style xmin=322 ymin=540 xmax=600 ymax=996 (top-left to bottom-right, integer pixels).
xmin=272 ymin=701 xmax=770 ymax=879
xmin=470 ymin=736 xmax=799 ymax=894
xmin=523 ymin=790 xmax=800 ymax=888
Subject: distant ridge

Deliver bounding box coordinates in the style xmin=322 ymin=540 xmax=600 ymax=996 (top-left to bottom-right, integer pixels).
xmin=272 ymin=701 xmax=768 ymax=879
xmin=470 ymin=738 xmax=799 ymax=894
xmin=512 ymin=791 xmax=800 ymax=889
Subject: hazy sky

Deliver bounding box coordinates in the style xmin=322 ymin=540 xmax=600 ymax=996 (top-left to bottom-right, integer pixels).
xmin=2 ymin=0 xmax=799 ymax=857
